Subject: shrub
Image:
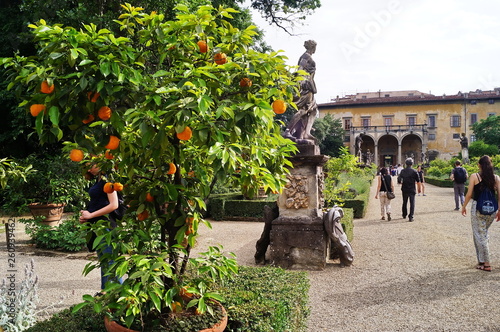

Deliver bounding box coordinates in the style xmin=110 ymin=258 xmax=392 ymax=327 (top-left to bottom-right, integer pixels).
xmin=468 ymin=140 xmax=499 ymax=158
xmin=20 ymin=214 xmax=87 ymax=252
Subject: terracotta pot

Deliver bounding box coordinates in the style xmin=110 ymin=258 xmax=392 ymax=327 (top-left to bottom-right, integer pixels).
xmin=104 ymin=302 xmax=228 ymax=332
xmin=28 ymin=203 xmax=65 ymax=226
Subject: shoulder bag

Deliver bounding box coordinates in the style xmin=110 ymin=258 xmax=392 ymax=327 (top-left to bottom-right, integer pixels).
xmin=381 ymin=175 xmax=395 ymax=199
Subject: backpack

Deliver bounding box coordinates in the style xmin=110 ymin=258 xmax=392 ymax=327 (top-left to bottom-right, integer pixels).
xmin=454 ymin=167 xmax=467 ymax=184
xmin=110 ymin=192 xmax=127 ymax=224
xmin=476 ymin=175 xmax=498 ymax=215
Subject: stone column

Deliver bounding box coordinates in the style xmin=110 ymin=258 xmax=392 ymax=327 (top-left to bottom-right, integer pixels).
xmin=270 ymin=145 xmax=329 ymax=270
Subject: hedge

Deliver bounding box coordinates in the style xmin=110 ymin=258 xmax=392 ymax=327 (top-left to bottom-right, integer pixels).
xmin=341 ymin=190 xmax=370 ymax=218
xmin=425 ymin=176 xmax=457 ymax=188
xmin=207 ymin=193 xmax=278 ymax=221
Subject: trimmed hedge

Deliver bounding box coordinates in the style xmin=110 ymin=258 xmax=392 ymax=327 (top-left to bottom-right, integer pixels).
xmin=425 ymin=176 xmax=457 ymax=188
xmin=341 ymin=190 xmax=370 ymax=218
xmin=207 ymin=193 xmax=278 ymax=221
xmin=26 ymin=266 xmax=309 ymax=332
xmin=339 ymin=207 xmax=354 ymax=242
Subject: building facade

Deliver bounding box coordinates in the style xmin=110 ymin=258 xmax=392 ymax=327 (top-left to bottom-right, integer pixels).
xmin=318 ymin=89 xmax=500 ymax=167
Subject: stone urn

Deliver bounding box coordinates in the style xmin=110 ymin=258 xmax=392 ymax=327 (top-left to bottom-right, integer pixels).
xmin=28 ymin=203 xmax=65 ymax=226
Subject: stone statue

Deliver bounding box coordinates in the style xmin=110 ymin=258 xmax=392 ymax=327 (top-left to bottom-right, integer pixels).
xmin=355 ymin=134 xmax=363 ymax=161
xmin=283 ymin=40 xmax=318 ymax=144
xmin=366 ymin=149 xmax=372 ymax=165
xmin=460 ymin=133 xmax=468 ymax=149
xmin=460 ymin=133 xmax=469 ymax=164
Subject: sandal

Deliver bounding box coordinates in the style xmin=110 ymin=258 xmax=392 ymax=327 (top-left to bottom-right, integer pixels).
xmin=476 ymin=263 xmax=492 ymax=272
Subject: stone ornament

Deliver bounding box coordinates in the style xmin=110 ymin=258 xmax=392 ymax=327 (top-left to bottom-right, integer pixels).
xmin=284 ymin=174 xmax=309 ymax=209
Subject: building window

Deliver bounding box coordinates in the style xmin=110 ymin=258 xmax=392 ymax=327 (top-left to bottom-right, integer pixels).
xmin=384 ymin=117 xmax=393 ymax=126
xmin=343 ymin=118 xmax=352 ymax=130
xmin=488 ymin=99 xmax=495 ymax=104
xmin=427 ymin=115 xmax=436 ymax=128
xmin=470 ymin=135 xmax=476 ymax=143
xmin=428 ymin=134 xmax=436 ymax=140
xmin=452 ymin=133 xmax=460 ymax=139
xmin=470 ymin=100 xmax=477 ymax=105
xmin=450 ymin=115 xmax=461 ymax=127
xmin=362 ymin=118 xmax=371 ymax=128
xmin=362 ymin=95 xmax=367 ymax=99
xmin=488 ymin=112 xmax=496 ymax=117
xmin=470 ymin=113 xmax=478 ymax=125
xmin=406 ymin=116 xmax=416 ymax=126
xmin=384 ymin=94 xmax=390 ymax=97
xmin=344 ymin=135 xmax=350 ymax=143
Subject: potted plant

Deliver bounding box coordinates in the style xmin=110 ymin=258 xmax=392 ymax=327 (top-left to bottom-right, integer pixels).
xmin=8 ymin=154 xmax=88 ymax=225
xmin=2 ymin=3 xmax=300 ymax=330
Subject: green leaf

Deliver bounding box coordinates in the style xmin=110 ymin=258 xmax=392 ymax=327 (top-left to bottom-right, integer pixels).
xmin=149 ymin=291 xmax=161 ymax=311
xmin=48 ymin=106 xmax=60 ymax=125
xmin=100 ymin=62 xmax=111 ymax=77
xmin=78 ymin=59 xmax=93 ymax=66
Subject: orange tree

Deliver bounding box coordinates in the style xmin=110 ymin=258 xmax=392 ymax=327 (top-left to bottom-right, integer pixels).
xmin=2 ymin=3 xmax=299 ymax=329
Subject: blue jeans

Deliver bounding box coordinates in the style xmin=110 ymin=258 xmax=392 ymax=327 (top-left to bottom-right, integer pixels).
xmin=402 ymin=191 xmax=416 ymax=219
xmin=97 ymin=233 xmax=123 ymax=290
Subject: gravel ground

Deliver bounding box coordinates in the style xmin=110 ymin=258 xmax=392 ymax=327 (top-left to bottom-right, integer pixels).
xmin=1 ymin=179 xmax=500 ymax=331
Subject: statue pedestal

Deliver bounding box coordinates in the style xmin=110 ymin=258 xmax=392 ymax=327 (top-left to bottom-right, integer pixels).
xmin=269 ymin=146 xmax=329 ymax=270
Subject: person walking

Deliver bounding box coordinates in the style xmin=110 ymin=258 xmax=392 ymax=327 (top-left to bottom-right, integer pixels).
xmin=375 ymin=167 xmax=394 ymax=221
xmin=79 ymin=162 xmax=121 ymax=291
xmin=397 ymin=158 xmax=420 ymax=222
xmin=416 ymin=165 xmax=426 ymax=196
xmin=451 ymin=160 xmax=468 ymax=210
xmin=461 ymin=155 xmax=500 ymax=272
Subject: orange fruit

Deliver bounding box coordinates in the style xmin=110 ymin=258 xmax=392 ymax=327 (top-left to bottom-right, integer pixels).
xmin=214 ymin=52 xmax=227 ymax=65
xmin=113 ymin=182 xmax=124 ymax=191
xmin=146 ymin=193 xmax=154 ymax=202
xmin=137 ymin=210 xmax=149 ymax=221
xmin=98 ymin=106 xmax=112 ymax=120
xmin=179 ymin=287 xmax=193 ymax=301
xmin=87 ymin=91 xmax=100 ymax=103
xmin=187 ymin=171 xmax=195 ymax=178
xmin=104 ymin=150 xmax=114 ymax=159
xmin=103 ymin=182 xmax=115 ymax=193
xmin=272 ymin=99 xmax=286 ymax=114
xmin=176 ymin=127 xmax=192 ymax=141
xmin=197 ymin=40 xmax=208 ymax=53
xmin=239 ymin=77 xmax=252 ymax=87
xmin=185 ymin=225 xmax=194 ymax=235
xmin=171 ymin=301 xmax=182 ymax=313
xmin=105 ymin=135 xmax=120 ymax=150
xmin=30 ymin=104 xmax=46 ymax=117
xmin=167 ymin=162 xmax=176 ymax=175
xmin=186 ymin=217 xmax=194 ymax=225
xmin=82 ymin=114 xmax=95 ymax=124
xmin=40 ymin=81 xmax=55 ymax=94
xmin=69 ymin=149 xmax=84 ymax=162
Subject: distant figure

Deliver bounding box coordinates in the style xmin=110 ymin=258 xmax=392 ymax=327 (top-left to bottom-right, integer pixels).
xmin=283 ymin=40 xmax=318 ymax=143
xmin=417 ymin=165 xmax=426 ymax=196
xmin=397 ymin=158 xmax=420 ymax=222
xmin=450 ymin=160 xmax=468 ymax=210
xmin=375 ymin=167 xmax=394 ymax=221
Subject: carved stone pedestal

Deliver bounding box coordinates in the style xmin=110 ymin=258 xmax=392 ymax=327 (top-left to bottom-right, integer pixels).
xmin=270 ymin=148 xmax=328 ymax=270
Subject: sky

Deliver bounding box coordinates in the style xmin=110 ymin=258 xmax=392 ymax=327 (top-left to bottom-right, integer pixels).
xmin=246 ymin=0 xmax=500 ymax=104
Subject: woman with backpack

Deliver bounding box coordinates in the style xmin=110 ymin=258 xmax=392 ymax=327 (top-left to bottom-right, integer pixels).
xmin=461 ymin=155 xmax=500 ymax=272
xmin=417 ymin=165 xmax=426 ymax=196
xmin=375 ymin=167 xmax=394 ymax=221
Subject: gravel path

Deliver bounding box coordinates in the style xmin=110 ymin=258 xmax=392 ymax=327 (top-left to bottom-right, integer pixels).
xmin=2 ymin=179 xmax=500 ymax=331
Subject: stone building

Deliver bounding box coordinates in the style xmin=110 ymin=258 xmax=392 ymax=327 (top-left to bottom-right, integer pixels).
xmin=318 ymin=88 xmax=500 ymax=167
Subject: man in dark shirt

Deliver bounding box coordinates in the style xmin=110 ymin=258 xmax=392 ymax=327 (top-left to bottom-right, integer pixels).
xmin=397 ymin=158 xmax=420 ymax=222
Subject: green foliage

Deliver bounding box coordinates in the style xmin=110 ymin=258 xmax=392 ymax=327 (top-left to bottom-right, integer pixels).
xmin=312 ymin=114 xmax=345 ymax=157
xmin=2 ymin=3 xmax=302 ymax=330
xmin=0 ymin=154 xmax=88 ymax=214
xmin=0 ymin=157 xmax=34 ymax=189
xmin=468 ymin=140 xmax=499 ymax=158
xmin=20 ymin=215 xmax=87 ymax=252
xmin=207 ymin=193 xmax=278 ymax=220
xmin=26 ymin=266 xmax=309 ymax=332
xmin=471 ymin=115 xmax=500 ymax=147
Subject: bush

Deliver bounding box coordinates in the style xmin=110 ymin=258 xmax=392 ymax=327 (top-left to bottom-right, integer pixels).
xmin=207 ymin=193 xmax=279 ymax=221
xmin=20 ymin=214 xmax=87 ymax=252
xmin=25 ymin=266 xmax=309 ymax=332
xmin=468 ymin=140 xmax=499 ymax=158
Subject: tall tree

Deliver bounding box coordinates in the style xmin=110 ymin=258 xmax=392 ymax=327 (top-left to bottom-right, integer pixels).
xmin=313 ymin=114 xmax=345 ymax=157
xmin=471 ymin=115 xmax=500 ymax=148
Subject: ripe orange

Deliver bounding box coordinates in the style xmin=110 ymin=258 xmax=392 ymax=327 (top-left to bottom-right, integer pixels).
xmin=30 ymin=104 xmax=46 ymax=117
xmin=69 ymin=149 xmax=84 ymax=162
xmin=146 ymin=193 xmax=154 ymax=202
xmin=87 ymin=91 xmax=100 ymax=103
xmin=272 ymin=99 xmax=286 ymax=114
xmin=103 ymin=182 xmax=115 ymax=193
xmin=214 ymin=52 xmax=227 ymax=65
xmin=171 ymin=301 xmax=182 ymax=313
xmin=40 ymin=81 xmax=55 ymax=94
xmin=197 ymin=40 xmax=208 ymax=53
xmin=98 ymin=106 xmax=112 ymax=120
xmin=167 ymin=162 xmax=176 ymax=175
xmin=82 ymin=114 xmax=95 ymax=124
xmin=113 ymin=182 xmax=124 ymax=191
xmin=239 ymin=77 xmax=252 ymax=87
xmin=137 ymin=210 xmax=149 ymax=221
xmin=105 ymin=135 xmax=120 ymax=150
xmin=185 ymin=225 xmax=194 ymax=235
xmin=104 ymin=150 xmax=114 ymax=159
xmin=176 ymin=127 xmax=192 ymax=141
